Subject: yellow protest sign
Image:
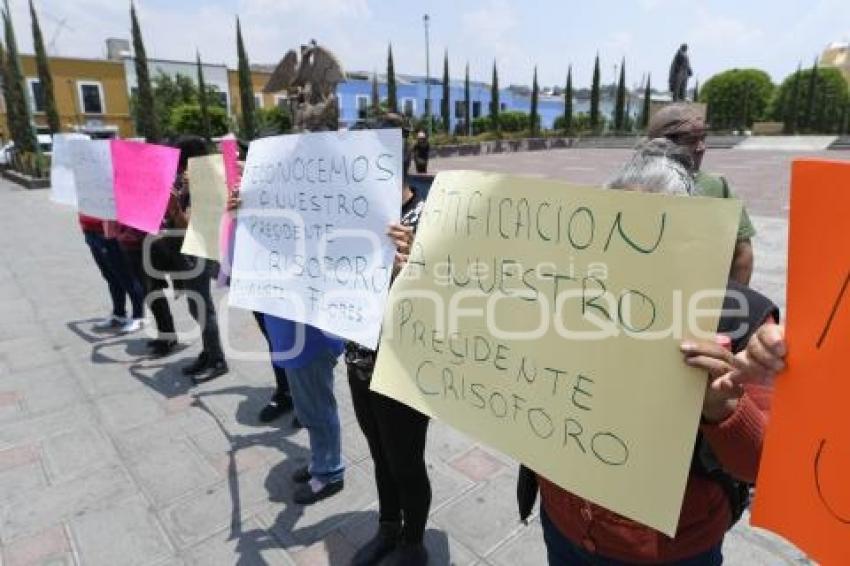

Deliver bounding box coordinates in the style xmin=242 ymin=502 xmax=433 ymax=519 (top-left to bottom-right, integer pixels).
xmin=182 ymin=155 xmax=228 ymax=261
xmin=370 ymin=171 xmax=741 ymax=536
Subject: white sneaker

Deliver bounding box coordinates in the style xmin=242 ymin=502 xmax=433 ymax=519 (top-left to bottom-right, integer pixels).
xmin=93 ymin=315 xmax=126 ymax=331
xmin=119 ymin=318 xmax=145 ymax=334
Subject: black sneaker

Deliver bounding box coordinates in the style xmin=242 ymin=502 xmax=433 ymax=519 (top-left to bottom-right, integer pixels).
xmin=291 ymin=415 xmax=302 ymax=429
xmin=258 ymin=396 xmax=293 ymax=423
xmin=384 ymin=541 xmax=428 ymax=566
xmin=293 ymin=479 xmax=344 ymax=505
xmin=182 ymin=352 xmax=210 ymax=376
xmin=350 ymin=521 xmax=401 ymax=566
xmin=149 ymin=339 xmax=178 ymax=357
xmin=191 ymin=359 xmax=228 ymax=384
xmin=291 ymin=465 xmax=311 ymax=484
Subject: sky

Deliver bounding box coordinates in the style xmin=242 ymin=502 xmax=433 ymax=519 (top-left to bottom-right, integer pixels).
xmin=8 ymin=0 xmax=850 ymax=90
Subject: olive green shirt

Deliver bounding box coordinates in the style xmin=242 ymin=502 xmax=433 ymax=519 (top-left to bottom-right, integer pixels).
xmin=694 ymin=171 xmax=756 ymax=241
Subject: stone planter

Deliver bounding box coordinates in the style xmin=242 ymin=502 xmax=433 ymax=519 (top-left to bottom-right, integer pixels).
xmin=2 ymin=168 xmax=50 ymax=189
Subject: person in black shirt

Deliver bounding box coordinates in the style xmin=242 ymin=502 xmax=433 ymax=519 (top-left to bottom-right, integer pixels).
xmin=346 ymin=116 xmax=430 ymax=566
xmin=412 ymin=130 xmax=430 ymax=174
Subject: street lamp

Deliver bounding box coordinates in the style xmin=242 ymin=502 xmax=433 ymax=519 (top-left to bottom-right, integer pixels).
xmin=423 ymin=13 xmax=431 ymax=136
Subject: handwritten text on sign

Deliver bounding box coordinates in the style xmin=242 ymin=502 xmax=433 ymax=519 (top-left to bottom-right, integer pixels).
xmin=68 ymin=139 xmax=115 ymax=220
xmin=751 ymin=160 xmax=850 ymax=565
xmin=370 ymin=171 xmax=740 ymax=536
xmin=228 ymin=129 xmax=402 ymax=349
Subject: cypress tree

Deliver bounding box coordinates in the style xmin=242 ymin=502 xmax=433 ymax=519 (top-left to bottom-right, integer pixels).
xmin=386 ymin=44 xmax=397 ymax=114
xmin=490 ymin=60 xmax=499 ymax=132
xmin=614 ymin=58 xmax=626 ymax=131
xmin=440 ymin=51 xmax=450 ymax=132
xmin=236 ymin=17 xmax=257 ymax=139
xmin=563 ymin=65 xmax=573 ymax=135
xmin=196 ymin=51 xmax=211 ymax=140
xmin=463 ymin=62 xmax=470 ymax=136
xmin=371 ymin=71 xmax=379 ymax=114
xmin=590 ymin=54 xmax=601 ymax=131
xmin=803 ymin=56 xmax=818 ymax=131
xmin=3 ymin=3 xmax=36 ymax=152
xmin=640 ymin=74 xmax=652 ymax=130
xmin=0 ymin=40 xmax=11 ymax=130
xmin=29 ymin=0 xmax=59 ymax=133
xmin=130 ymin=2 xmax=159 ymax=141
xmin=530 ymin=66 xmax=539 ymax=135
xmin=692 ymin=78 xmax=699 ymax=102
xmin=785 ymin=63 xmax=802 ymax=134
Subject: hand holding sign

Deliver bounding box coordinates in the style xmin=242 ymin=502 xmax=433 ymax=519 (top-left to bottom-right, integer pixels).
xmin=752 ymin=159 xmax=850 ymax=565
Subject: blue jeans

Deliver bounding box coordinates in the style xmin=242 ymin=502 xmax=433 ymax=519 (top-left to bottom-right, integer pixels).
xmin=286 ymin=348 xmax=344 ymax=484
xmin=541 ymin=509 xmax=723 ymax=565
xmin=84 ymin=231 xmax=144 ymax=319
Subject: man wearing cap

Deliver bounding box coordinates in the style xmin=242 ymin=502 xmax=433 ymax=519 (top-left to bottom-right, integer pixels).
xmin=648 ymin=103 xmax=756 ymax=285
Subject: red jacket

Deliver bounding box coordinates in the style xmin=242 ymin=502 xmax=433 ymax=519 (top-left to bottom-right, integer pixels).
xmin=539 ymin=385 xmax=770 ymax=564
xmin=78 ymin=214 xmax=103 ymax=234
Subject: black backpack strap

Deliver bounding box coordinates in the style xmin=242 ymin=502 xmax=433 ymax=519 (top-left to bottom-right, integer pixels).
xmin=516 ymin=464 xmax=539 ymax=524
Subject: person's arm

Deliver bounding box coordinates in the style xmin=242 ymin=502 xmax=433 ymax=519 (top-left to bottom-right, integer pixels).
xmin=730 ymin=238 xmax=754 ymax=285
xmin=681 ymin=323 xmax=786 ymax=481
xmin=388 ymin=223 xmax=414 ymax=276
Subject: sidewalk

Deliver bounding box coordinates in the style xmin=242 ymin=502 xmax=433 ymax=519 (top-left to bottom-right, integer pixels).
xmin=0 ymin=179 xmax=807 ymax=565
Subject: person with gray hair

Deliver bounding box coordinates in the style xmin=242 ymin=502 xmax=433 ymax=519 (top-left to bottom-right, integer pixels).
xmin=606 ymin=138 xmax=696 ymax=195
xmin=535 ymin=139 xmax=782 ymax=565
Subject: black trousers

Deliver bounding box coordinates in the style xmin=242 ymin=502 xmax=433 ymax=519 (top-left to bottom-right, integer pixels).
xmin=348 ymin=365 xmax=431 ymax=543
xmin=252 ymin=311 xmax=290 ymax=400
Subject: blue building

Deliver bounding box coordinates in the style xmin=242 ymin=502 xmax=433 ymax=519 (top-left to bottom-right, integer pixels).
xmin=336 ymin=71 xmax=634 ymax=131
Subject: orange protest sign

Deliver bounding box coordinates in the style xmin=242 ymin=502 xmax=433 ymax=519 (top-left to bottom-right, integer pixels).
xmin=751 ymin=159 xmax=850 ymax=565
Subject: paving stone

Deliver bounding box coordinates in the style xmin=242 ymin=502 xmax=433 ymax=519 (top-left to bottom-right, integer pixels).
xmin=428 ymin=422 xmax=477 ymax=464
xmin=94 ymin=390 xmax=167 ymax=433
xmin=426 ymin=459 xmax=476 ymax=512
xmin=487 ymin=518 xmax=548 ymax=566
xmin=1 ymin=464 xmax=137 ymax=542
xmin=160 ymin=467 xmax=277 ymax=548
xmin=423 ymin=527 xmax=481 ymax=566
xmin=449 ymin=446 xmax=507 ymax=483
xmin=431 ymin=474 xmax=525 ymax=557
xmin=122 ymin=436 xmax=221 ymax=507
xmin=40 ymin=426 xmax=120 ymax=483
xmin=0 ymin=461 xmax=48 ymax=500
xmin=0 ymin=444 xmax=40 ymax=472
xmin=1 ymin=525 xmax=73 ymax=566
xmin=181 ymin=519 xmax=294 ymax=566
xmin=289 ymin=530 xmax=355 ymax=566
xmin=68 ymin=495 xmax=174 ymax=566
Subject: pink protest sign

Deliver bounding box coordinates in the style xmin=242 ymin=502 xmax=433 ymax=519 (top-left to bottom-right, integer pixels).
xmin=112 ymin=140 xmax=180 ymax=234
xmin=220 ymin=137 xmax=240 ymax=191
xmin=217 ymin=137 xmax=240 ymax=286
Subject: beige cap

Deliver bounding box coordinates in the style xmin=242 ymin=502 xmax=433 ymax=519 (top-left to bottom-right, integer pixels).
xmin=647 ymin=103 xmax=706 ymax=138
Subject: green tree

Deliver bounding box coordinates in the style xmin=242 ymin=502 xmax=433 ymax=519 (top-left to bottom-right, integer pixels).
xmin=490 ymin=60 xmax=500 ymax=132
xmin=692 ymin=79 xmax=699 ymax=102
xmin=130 ymin=2 xmax=159 ymax=141
xmin=235 ymin=17 xmax=256 ymax=139
xmin=441 ymin=51 xmax=450 ymax=132
xmin=699 ymin=68 xmax=774 ymax=130
xmin=29 ymin=0 xmax=59 ymax=133
xmin=771 ymin=65 xmax=848 ymax=134
xmin=563 ymin=65 xmax=573 ymax=135
xmin=256 ymin=106 xmax=292 ymax=136
xmin=530 ymin=66 xmax=539 ymax=135
xmin=463 ymin=62 xmax=471 ymax=136
xmin=803 ymin=56 xmax=818 ymax=131
xmin=640 ymin=74 xmax=651 ymax=130
xmin=3 ymin=3 xmax=36 ymax=152
xmin=370 ymin=71 xmax=380 ymax=115
xmin=783 ymin=63 xmax=802 ymax=133
xmin=590 ymin=54 xmax=601 ymax=131
xmin=195 ymin=52 xmax=211 ymax=140
xmin=386 ymin=44 xmax=397 ymax=113
xmin=131 ymin=73 xmax=224 ymax=138
xmin=613 ymin=58 xmax=626 ymax=131
xmin=0 ymin=41 xmax=12 ymax=135
xmin=169 ymin=104 xmax=229 ymax=137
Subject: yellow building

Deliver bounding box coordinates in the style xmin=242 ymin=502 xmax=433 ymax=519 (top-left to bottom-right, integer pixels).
xmin=821 ymin=42 xmax=850 ymax=83
xmin=1 ymin=54 xmax=134 ymax=139
xmin=1 ymin=44 xmax=283 ymax=142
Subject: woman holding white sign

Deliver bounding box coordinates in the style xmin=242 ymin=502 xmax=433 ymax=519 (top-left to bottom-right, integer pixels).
xmin=534 ymin=140 xmax=784 ymax=565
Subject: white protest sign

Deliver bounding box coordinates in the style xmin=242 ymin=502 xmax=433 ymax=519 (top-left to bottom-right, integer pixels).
xmin=49 ymin=133 xmax=90 ymax=206
xmin=68 ymin=139 xmax=116 ymax=219
xmin=229 ymin=129 xmax=402 ymax=349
